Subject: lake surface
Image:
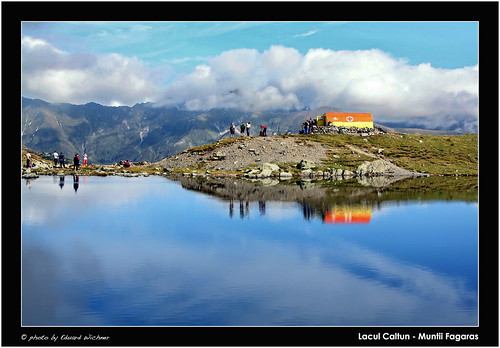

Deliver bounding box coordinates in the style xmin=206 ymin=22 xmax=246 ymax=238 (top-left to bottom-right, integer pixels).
xmin=21 ymin=175 xmax=478 ymax=326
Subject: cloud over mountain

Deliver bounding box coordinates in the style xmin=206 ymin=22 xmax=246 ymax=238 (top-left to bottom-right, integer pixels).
xmin=22 ymin=39 xmax=478 ymax=131
xmin=22 ymin=37 xmax=165 ymax=106
xmin=159 ymin=45 xmax=478 ymax=131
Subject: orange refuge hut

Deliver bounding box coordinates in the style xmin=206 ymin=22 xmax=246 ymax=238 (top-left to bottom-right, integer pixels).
xmin=316 ymin=112 xmax=374 ymax=128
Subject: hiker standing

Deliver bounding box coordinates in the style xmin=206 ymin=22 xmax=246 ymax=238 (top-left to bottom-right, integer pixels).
xmin=53 ymin=151 xmax=59 ymax=167
xmin=260 ymin=125 xmax=267 ymax=136
xmin=73 ymin=154 xmax=80 ymax=171
xmin=83 ymin=153 xmax=88 ymax=166
xmin=25 ymin=152 xmax=31 ymax=168
xmin=303 ymin=120 xmax=310 ymax=135
xmin=246 ymin=122 xmax=251 ymax=136
xmin=240 ymin=122 xmax=246 ymax=136
xmin=59 ymin=153 xmax=66 ymax=168
xmin=229 ymin=122 xmax=236 ymax=138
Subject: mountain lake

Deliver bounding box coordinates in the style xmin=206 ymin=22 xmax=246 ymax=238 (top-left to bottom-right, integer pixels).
xmin=21 ymin=174 xmax=478 ymax=326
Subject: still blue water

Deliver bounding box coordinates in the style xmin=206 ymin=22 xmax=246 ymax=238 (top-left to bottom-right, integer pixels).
xmin=21 ymin=175 xmax=478 ymax=326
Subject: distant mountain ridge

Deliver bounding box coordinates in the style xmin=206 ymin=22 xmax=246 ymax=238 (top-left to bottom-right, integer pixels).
xmin=21 ymin=97 xmax=465 ymax=164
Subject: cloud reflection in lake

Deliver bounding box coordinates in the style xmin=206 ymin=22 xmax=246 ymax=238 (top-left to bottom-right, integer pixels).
xmin=22 ymin=175 xmax=477 ymax=326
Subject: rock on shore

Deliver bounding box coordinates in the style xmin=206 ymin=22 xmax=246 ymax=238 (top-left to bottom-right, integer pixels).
xmin=156 ymin=135 xmax=332 ymax=173
xmin=155 ymin=135 xmax=423 ymax=179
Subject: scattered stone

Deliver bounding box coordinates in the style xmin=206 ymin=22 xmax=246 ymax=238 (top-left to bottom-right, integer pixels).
xmin=22 ymin=172 xmax=39 ymax=179
xmin=300 ymin=169 xmax=313 ymax=177
xmin=356 ymin=159 xmax=392 ymax=176
xmin=311 ymin=125 xmax=385 ymax=136
xmin=211 ymin=152 xmax=226 ymax=160
xmin=297 ymin=159 xmax=316 ymax=170
xmin=343 ymin=170 xmax=355 ymax=177
xmin=259 ymin=163 xmax=280 ymax=172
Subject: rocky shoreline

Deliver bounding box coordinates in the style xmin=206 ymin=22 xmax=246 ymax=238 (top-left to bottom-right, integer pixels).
xmin=22 ymin=150 xmax=425 ymax=183
xmin=23 ymin=132 xmax=477 ymax=181
xmin=21 ymin=161 xmax=421 ymax=180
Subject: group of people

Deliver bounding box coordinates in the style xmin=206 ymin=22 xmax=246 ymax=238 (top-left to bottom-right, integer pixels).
xmin=228 ymin=118 xmax=321 ymax=138
xmin=229 ymin=122 xmax=252 ymax=137
xmin=300 ymin=118 xmax=318 ymax=135
xmin=52 ymin=151 xmax=88 ymax=170
xmin=229 ymin=122 xmax=267 ymax=138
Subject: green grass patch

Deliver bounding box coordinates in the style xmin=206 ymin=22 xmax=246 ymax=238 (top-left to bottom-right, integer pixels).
xmin=302 ymin=133 xmax=478 ymax=175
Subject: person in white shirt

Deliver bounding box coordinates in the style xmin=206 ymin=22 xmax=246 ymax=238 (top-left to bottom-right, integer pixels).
xmin=26 ymin=152 xmax=32 ymax=168
xmin=53 ymin=151 xmax=59 ymax=167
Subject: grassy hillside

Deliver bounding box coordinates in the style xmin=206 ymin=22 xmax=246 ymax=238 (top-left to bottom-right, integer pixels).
xmin=303 ymin=133 xmax=478 ymax=175
xmin=182 ymin=132 xmax=478 ymax=176
xmin=157 ymin=132 xmax=478 ymax=177
xmin=22 ymin=132 xmax=478 ymax=177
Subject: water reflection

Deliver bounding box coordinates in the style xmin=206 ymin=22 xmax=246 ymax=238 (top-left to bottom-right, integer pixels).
xmin=225 ymin=198 xmax=374 ymax=224
xmin=54 ymin=175 xmax=81 ymax=192
xmin=228 ymin=199 xmax=268 ymax=219
xmin=323 ymin=204 xmax=371 ymax=224
xmin=175 ymin=175 xmax=477 ymax=225
xmin=73 ymin=175 xmax=79 ymax=193
xmin=21 ymin=175 xmax=478 ymax=326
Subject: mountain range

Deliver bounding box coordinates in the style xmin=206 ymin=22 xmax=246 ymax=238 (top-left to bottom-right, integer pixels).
xmin=21 ymin=97 xmax=464 ymax=164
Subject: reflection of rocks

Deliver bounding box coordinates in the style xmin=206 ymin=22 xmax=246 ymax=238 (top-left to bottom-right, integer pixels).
xmin=22 ymin=168 xmax=39 ymax=179
xmin=22 ymin=172 xmax=39 ymax=179
xmin=356 ymin=175 xmax=407 ymax=187
xmin=176 ymin=176 xmax=330 ymax=202
xmin=172 ymin=175 xmax=477 ymax=205
xmin=170 ymin=175 xmax=477 ymax=223
xmin=297 ymin=159 xmax=316 ymax=170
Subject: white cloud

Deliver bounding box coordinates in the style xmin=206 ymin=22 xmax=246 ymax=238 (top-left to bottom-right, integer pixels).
xmin=22 ymin=37 xmax=164 ymax=106
xmin=159 ymin=45 xmax=478 ymax=131
xmin=293 ymin=30 xmax=318 ymax=38
xmin=22 ymin=38 xmax=478 ymax=131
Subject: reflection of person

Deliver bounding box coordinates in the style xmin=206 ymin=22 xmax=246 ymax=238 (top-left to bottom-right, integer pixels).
xmin=229 ymin=199 xmax=234 ymax=218
xmin=259 ymin=201 xmax=266 ymax=215
xmin=73 ymin=175 xmax=79 ymax=193
xmin=59 ymin=175 xmax=65 ymax=189
xmin=239 ymin=200 xmax=245 ymax=219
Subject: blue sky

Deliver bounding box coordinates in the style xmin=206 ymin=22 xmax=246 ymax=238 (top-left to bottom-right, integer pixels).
xmin=21 ymin=21 xmax=478 ymax=131
xmin=22 ymin=21 xmax=477 ymax=70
